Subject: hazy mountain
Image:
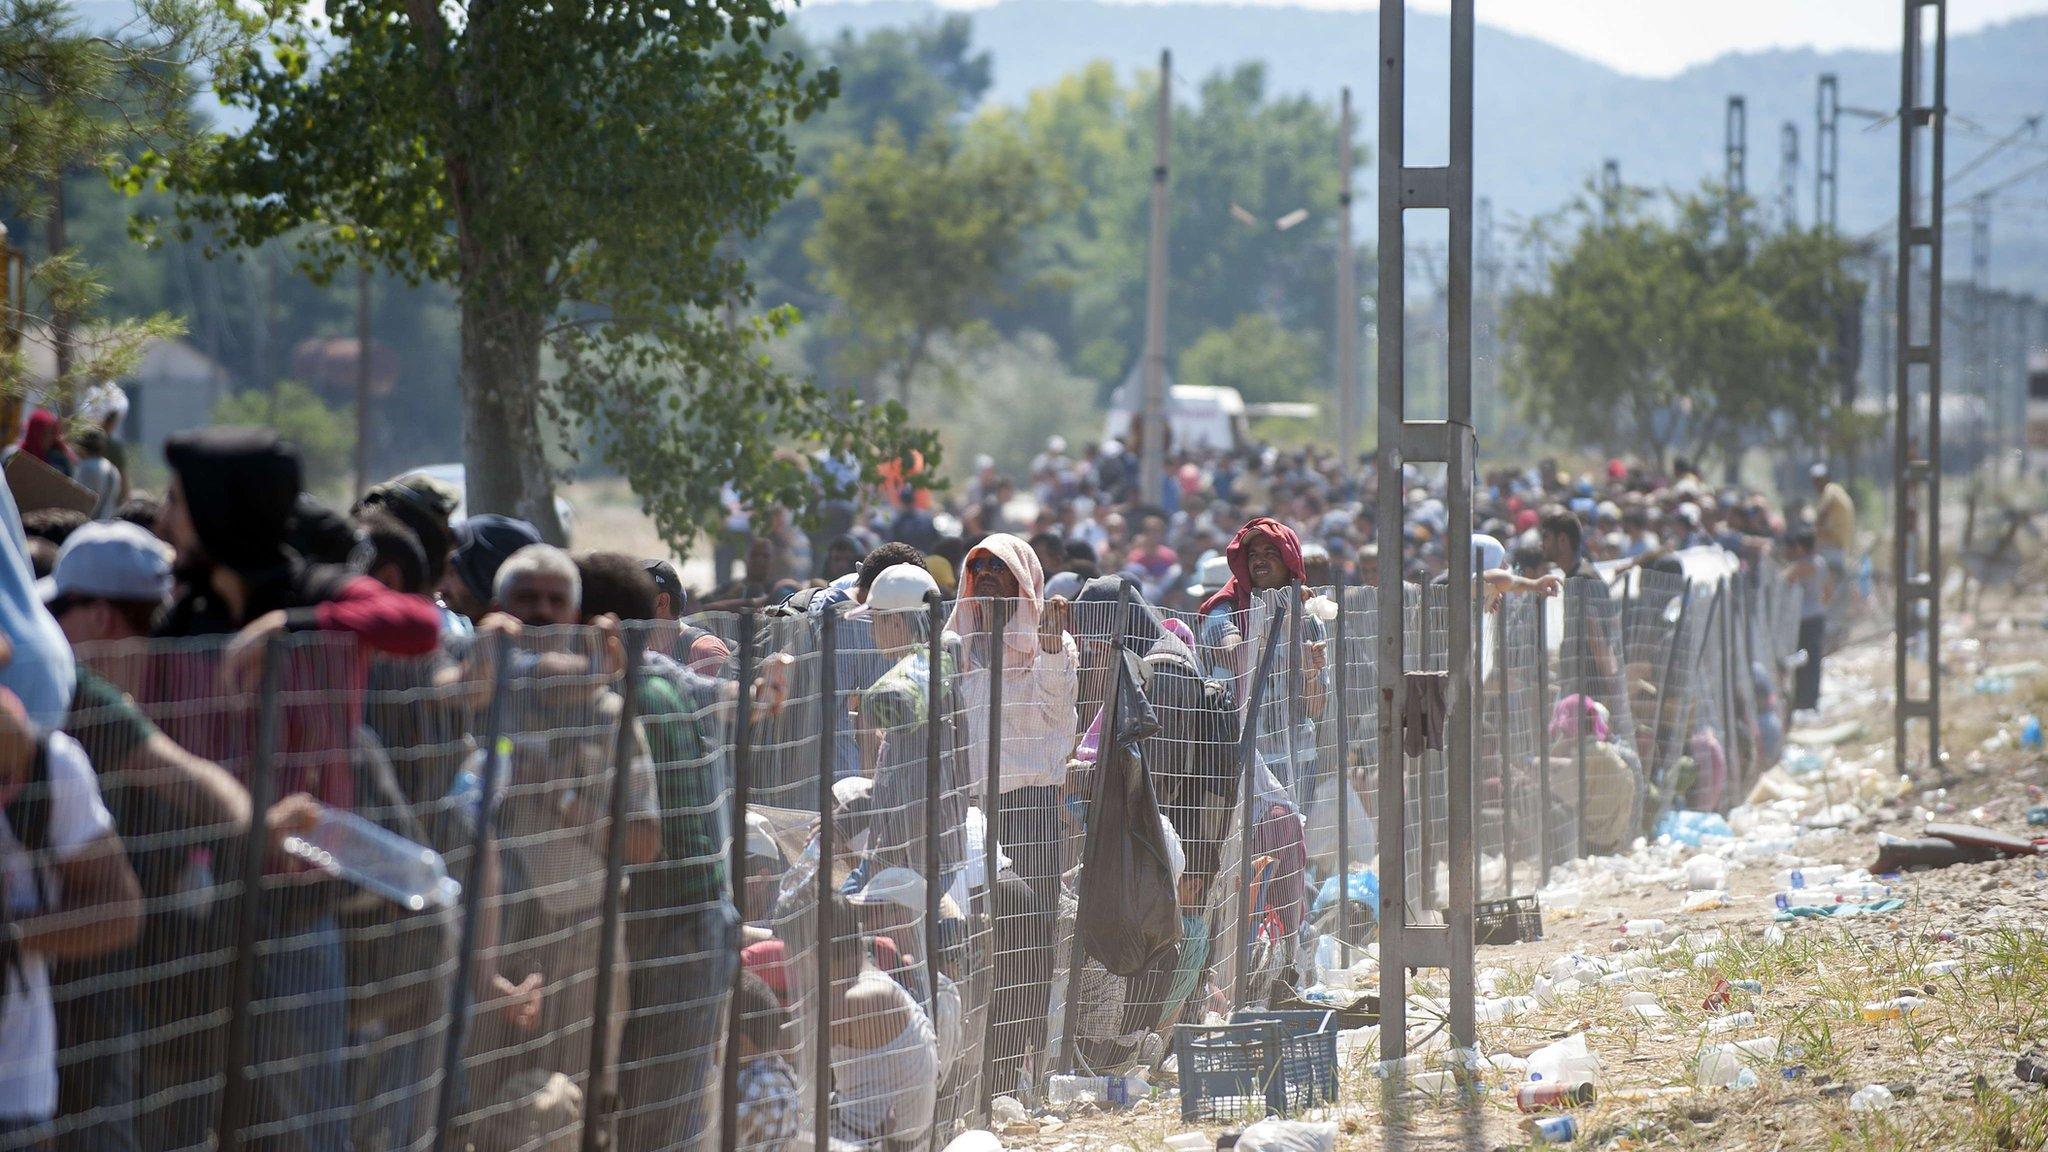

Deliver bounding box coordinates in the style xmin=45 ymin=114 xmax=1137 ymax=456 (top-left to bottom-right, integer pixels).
xmin=796 ymin=0 xmax=2048 ymax=294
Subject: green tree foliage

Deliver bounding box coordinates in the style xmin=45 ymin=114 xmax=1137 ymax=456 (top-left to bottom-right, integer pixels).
xmin=807 ymin=119 xmax=1057 ymax=402
xmin=1178 ymin=312 xmax=1320 ymax=404
xmin=916 ymin=331 xmax=1099 ymax=477
xmin=0 ymin=0 xmax=247 ymax=407
xmin=989 ymin=61 xmax=1354 ymax=386
xmin=1506 ymin=186 xmax=1864 ymax=471
xmin=160 ymin=0 xmax=935 ymax=547
xmin=213 ymin=380 xmax=352 ymax=487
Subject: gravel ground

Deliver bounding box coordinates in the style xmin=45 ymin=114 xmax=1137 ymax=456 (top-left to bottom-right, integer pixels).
xmin=989 ymin=595 xmax=2048 ymax=1152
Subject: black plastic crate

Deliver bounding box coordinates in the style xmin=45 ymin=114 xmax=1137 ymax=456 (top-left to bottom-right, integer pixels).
xmin=1476 ymin=894 xmax=1543 ymax=946
xmin=1174 ymin=1009 xmax=1338 ymax=1122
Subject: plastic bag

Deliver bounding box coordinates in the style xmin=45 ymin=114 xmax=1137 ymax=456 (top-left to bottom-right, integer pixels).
xmin=1236 ymin=1120 xmax=1337 ymax=1152
xmin=1077 ymin=650 xmax=1183 ymax=976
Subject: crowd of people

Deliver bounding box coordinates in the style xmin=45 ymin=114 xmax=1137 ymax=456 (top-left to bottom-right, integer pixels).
xmin=0 ymin=417 xmax=1855 ymax=1152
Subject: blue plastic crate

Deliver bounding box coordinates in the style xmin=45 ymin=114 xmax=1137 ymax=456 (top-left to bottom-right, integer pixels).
xmin=1173 ymin=1009 xmax=1339 ymax=1122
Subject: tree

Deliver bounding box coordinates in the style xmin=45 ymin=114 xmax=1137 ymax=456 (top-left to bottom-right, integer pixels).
xmin=214 ymin=380 xmax=352 ymax=487
xmin=989 ymin=61 xmax=1355 ymax=386
xmin=0 ymin=0 xmax=245 ymax=410
xmin=807 ymin=119 xmax=1056 ymax=402
xmin=162 ymin=0 xmax=934 ymax=546
xmin=1505 ymin=184 xmax=1862 ymax=472
xmin=1179 ymin=313 xmax=1320 ymax=404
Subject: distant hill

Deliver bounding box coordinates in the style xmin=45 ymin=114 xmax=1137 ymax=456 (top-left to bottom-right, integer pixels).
xmin=796 ymin=0 xmax=2048 ymax=294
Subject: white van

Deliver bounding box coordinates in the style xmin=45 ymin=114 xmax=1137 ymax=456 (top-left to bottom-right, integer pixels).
xmin=1103 ymin=374 xmax=1250 ymax=454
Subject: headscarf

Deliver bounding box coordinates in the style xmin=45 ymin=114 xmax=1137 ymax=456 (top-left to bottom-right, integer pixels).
xmin=22 ymin=409 xmax=72 ymax=468
xmin=1197 ymin=517 xmax=1305 ymax=620
xmin=946 ymin=532 xmax=1044 ymax=663
xmin=1074 ymin=575 xmax=1197 ymax=667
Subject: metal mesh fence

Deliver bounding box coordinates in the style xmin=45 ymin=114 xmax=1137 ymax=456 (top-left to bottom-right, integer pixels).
xmin=7 ymin=558 xmax=1793 ymax=1145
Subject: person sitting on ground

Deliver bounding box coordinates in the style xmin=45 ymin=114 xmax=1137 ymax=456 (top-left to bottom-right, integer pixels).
xmin=733 ymin=972 xmax=801 ymax=1152
xmin=825 ymin=897 xmax=938 ymax=1151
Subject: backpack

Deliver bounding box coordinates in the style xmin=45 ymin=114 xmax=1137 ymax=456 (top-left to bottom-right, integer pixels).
xmin=2 ymin=738 xmax=53 ymax=996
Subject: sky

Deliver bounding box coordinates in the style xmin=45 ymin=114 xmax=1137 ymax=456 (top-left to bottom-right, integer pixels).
xmin=824 ymin=0 xmax=2048 ymax=77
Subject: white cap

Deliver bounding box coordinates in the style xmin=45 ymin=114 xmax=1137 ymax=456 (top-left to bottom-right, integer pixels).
xmin=847 ymin=866 xmax=926 ymax=914
xmin=866 ymin=563 xmax=938 ymax=613
xmin=1810 ymin=462 xmax=1830 ymax=481
xmin=38 ymin=521 xmax=174 ymax=605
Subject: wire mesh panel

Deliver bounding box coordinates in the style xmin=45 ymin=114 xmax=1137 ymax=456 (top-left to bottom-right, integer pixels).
xmin=445 ymin=624 xmax=654 ymax=1152
xmin=1315 ymin=583 xmax=1378 ymax=958
xmin=1556 ymin=575 xmax=1644 ymax=855
xmin=1489 ymin=595 xmax=1545 ymax=900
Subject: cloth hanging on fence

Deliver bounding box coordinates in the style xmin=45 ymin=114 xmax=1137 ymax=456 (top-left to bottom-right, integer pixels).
xmin=1401 ymin=671 xmax=1449 ymax=757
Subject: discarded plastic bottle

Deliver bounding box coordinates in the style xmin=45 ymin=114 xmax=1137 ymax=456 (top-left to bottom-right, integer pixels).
xmin=1516 ymin=1082 xmax=1595 ymax=1112
xmin=1527 ymin=1115 xmax=1578 ymax=1143
xmin=280 ymin=802 xmax=460 ymax=911
xmin=1859 ymin=997 xmax=1925 ymax=1022
xmin=2024 ymin=716 xmax=2045 ymax=751
xmin=1849 ymin=1084 xmax=1896 ymax=1112
xmin=1046 ymin=1072 xmax=1149 ymax=1107
xmin=1622 ymin=918 xmax=1668 ymax=938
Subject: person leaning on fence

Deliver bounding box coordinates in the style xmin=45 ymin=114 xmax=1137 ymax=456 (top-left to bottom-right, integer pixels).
xmin=572 ymin=552 xmax=738 ymax=1152
xmin=452 ymin=544 xmax=660 ymax=1133
xmin=149 ymin=427 xmax=439 ymax=1152
xmin=944 ymin=532 xmax=1077 ymax=1095
xmin=38 ymin=520 xmax=256 ymax=1152
xmin=851 ymin=563 xmax=965 ymax=892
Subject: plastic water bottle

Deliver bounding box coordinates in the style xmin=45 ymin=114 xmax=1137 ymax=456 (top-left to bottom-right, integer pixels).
xmin=1046 ymin=1072 xmax=1149 ymax=1108
xmin=1528 ymin=1115 xmax=1577 ymax=1143
xmin=280 ymin=802 xmax=461 ymax=911
xmin=2024 ymin=716 xmax=2044 ymax=751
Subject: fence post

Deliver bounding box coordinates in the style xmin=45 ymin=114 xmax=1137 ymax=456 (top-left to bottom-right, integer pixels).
xmin=1720 ymin=581 xmax=1738 ymax=801
xmin=1331 ymin=565 xmax=1352 ymax=966
xmin=921 ymin=590 xmax=945 ymax=1152
xmin=1285 ymin=580 xmax=1304 ymax=793
xmin=814 ymin=604 xmax=839 ymax=1152
xmin=216 ymin=637 xmax=282 ymax=1152
xmin=1572 ymin=582 xmax=1589 ymax=861
xmin=718 ymin=611 xmax=758 ymax=1152
xmin=1533 ymin=599 xmax=1553 ymax=886
xmin=580 ymin=624 xmax=646 ymax=1152
xmin=429 ymin=628 xmax=514 ymax=1152
xmin=1061 ymin=580 xmax=1132 ymax=1073
xmin=978 ymin=598 xmax=1007 ymax=1122
xmin=1494 ymin=595 xmax=1512 ymax=900
xmin=1231 ymin=592 xmax=1285 ymax=1013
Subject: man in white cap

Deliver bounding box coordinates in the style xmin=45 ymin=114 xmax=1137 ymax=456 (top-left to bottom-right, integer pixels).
xmin=856 ymin=564 xmax=966 ymax=889
xmin=39 ymin=520 xmax=251 ymax=1149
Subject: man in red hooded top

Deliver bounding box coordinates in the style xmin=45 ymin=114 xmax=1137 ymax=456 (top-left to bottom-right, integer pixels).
xmin=1195 ymin=518 xmax=1324 ymax=715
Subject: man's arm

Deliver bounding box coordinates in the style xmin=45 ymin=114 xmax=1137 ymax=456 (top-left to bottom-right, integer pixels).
xmin=124 ymin=730 xmax=253 ymax=835
xmin=16 ymin=831 xmax=142 ymax=960
xmin=288 ymin=576 xmax=443 ymax=656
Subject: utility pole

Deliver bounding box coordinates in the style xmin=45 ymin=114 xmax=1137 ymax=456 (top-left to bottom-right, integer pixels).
xmin=355 ymin=259 xmax=372 ymax=498
xmin=1894 ymin=0 xmax=1947 ymax=783
xmin=1969 ymin=193 xmax=1991 ymax=473
xmin=1816 ymin=74 xmax=1840 ymax=234
xmin=1137 ymin=49 xmax=1172 ymax=505
xmin=1477 ymin=195 xmax=1498 ymax=439
xmin=1336 ymin=87 xmax=1359 ymax=463
xmin=1599 ymin=158 xmax=1621 ymax=223
xmin=1726 ymin=96 xmax=1748 ymax=208
xmin=1779 ymin=121 xmax=1800 ymax=230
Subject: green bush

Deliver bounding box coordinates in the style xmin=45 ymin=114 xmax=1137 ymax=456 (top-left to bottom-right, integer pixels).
xmin=212 ymin=381 xmax=354 ymax=488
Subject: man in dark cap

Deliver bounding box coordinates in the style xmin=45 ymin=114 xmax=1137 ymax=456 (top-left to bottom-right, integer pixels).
xmin=150 ymin=427 xmax=440 ymax=1152
xmin=438 ymin=513 xmax=542 ymax=624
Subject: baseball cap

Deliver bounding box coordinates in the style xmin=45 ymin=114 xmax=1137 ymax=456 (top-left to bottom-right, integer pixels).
xmin=642 ymin=558 xmax=684 ymax=610
xmin=866 ymin=563 xmax=938 ymax=613
xmin=848 ymin=866 xmax=926 ymax=915
xmin=38 ymin=521 xmax=173 ymax=607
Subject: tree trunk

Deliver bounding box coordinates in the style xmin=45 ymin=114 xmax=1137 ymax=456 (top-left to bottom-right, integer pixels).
xmin=459 ymin=283 xmax=567 ymax=543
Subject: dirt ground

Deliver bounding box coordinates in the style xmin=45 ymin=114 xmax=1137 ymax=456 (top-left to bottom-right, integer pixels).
xmin=994 ymin=589 xmax=2048 ymax=1151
